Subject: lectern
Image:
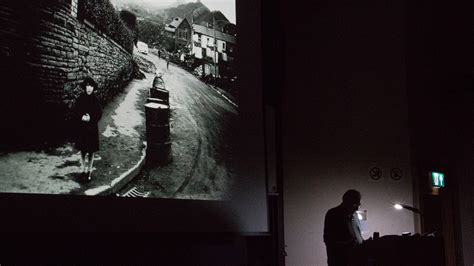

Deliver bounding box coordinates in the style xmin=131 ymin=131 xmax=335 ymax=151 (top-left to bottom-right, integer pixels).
xmin=352 ymin=234 xmax=444 ymax=266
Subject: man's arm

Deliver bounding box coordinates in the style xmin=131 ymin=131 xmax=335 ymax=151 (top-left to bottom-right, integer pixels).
xmin=323 ymin=210 xmax=335 ymax=245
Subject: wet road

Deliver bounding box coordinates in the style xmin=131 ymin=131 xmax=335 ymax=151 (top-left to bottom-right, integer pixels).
xmin=120 ymin=53 xmax=238 ymax=200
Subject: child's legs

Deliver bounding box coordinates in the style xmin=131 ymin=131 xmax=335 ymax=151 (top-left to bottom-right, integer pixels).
xmin=87 ymin=152 xmax=94 ymax=172
xmin=80 ymin=151 xmax=87 ymax=171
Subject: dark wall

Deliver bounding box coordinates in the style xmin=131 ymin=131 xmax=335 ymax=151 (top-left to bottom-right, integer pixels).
xmin=406 ymin=1 xmax=474 ymax=265
xmin=280 ymin=0 xmax=473 ymax=265
xmin=281 ymin=1 xmax=415 ymax=264
xmin=0 ymin=233 xmax=251 ymax=265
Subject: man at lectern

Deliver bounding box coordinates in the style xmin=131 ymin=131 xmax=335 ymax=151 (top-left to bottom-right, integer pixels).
xmin=324 ymin=189 xmax=364 ymax=266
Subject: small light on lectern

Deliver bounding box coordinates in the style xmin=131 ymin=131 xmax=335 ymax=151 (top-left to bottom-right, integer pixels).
xmin=394 ymin=204 xmax=403 ymax=210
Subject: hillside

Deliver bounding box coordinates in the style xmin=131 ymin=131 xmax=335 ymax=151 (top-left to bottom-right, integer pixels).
xmin=162 ymin=4 xmax=233 ymax=34
xmin=118 ymin=1 xmax=236 ymax=47
xmin=198 ymin=10 xmax=228 ymax=24
xmin=115 ymin=1 xmax=233 ymax=27
xmin=197 ymin=11 xmax=230 ymax=31
xmin=115 ymin=3 xmax=164 ymax=23
xmin=161 ymin=2 xmax=211 ymax=23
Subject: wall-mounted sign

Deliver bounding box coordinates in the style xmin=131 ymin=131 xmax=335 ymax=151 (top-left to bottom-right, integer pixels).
xmin=369 ymin=167 xmax=382 ymax=180
xmin=430 ymin=172 xmax=445 ymax=187
xmin=390 ymin=168 xmax=402 ymax=180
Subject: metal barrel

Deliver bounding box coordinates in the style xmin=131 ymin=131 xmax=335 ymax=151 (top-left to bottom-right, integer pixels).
xmin=144 ymin=102 xmax=171 ymax=165
xmin=146 ymin=124 xmax=170 ymax=143
xmin=146 ymin=141 xmax=172 ymax=165
xmin=146 ymin=97 xmax=167 ymax=106
xmin=149 ymin=88 xmax=169 ymax=104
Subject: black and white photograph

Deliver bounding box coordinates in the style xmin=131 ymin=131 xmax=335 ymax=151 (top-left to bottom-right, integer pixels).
xmin=0 ymin=0 xmax=241 ymax=200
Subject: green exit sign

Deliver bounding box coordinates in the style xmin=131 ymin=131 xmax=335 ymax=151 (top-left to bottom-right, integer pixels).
xmin=431 ymin=172 xmax=445 ymax=187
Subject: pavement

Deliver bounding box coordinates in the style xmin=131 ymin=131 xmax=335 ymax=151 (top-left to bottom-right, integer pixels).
xmin=0 ymin=55 xmax=154 ymax=196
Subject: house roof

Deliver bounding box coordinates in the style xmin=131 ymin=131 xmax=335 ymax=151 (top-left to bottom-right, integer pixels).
xmin=170 ymin=17 xmax=184 ymax=28
xmin=193 ymin=24 xmax=236 ymax=44
xmin=165 ymin=17 xmax=189 ymax=33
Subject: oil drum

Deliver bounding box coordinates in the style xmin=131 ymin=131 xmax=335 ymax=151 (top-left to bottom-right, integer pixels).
xmin=144 ymin=102 xmax=171 ymax=165
xmin=145 ymin=102 xmax=169 ymax=126
xmin=146 ymin=97 xmax=167 ymax=105
xmin=149 ymin=88 xmax=169 ymax=104
xmin=146 ymin=141 xmax=172 ymax=165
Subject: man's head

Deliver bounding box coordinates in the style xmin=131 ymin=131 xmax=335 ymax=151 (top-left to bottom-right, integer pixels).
xmin=342 ymin=189 xmax=361 ymax=214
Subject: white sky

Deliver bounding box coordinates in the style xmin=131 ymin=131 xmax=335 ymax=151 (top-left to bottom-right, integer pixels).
xmin=115 ymin=0 xmax=236 ymax=24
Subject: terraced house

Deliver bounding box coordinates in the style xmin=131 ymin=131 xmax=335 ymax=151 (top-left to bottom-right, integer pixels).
xmin=191 ymin=24 xmax=236 ymax=77
xmin=164 ymin=17 xmax=192 ymax=52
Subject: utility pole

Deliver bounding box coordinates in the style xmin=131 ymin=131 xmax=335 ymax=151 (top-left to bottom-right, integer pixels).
xmin=186 ymin=8 xmax=197 ymax=69
xmin=190 ymin=8 xmax=197 ymax=55
xmin=174 ymin=26 xmax=177 ymax=53
xmin=213 ymin=12 xmax=217 ymax=88
xmin=190 ymin=11 xmax=193 ymax=52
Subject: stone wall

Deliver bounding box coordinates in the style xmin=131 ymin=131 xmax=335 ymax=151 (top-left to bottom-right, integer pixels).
xmin=0 ymin=1 xmax=133 ymax=147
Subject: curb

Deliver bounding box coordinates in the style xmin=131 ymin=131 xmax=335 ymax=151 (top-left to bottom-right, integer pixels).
xmin=162 ymin=56 xmax=237 ymax=108
xmin=208 ymin=85 xmax=238 ymax=108
xmin=84 ymin=142 xmax=147 ymax=196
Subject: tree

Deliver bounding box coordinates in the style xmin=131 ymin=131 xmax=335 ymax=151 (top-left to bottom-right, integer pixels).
xmin=138 ymin=20 xmax=165 ymax=48
xmin=120 ymin=10 xmax=138 ymax=45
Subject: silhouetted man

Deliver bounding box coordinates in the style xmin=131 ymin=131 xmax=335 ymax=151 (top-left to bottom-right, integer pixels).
xmin=324 ymin=189 xmax=364 ymax=266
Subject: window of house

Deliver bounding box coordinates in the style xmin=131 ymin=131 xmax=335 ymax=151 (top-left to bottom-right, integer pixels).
xmin=222 ymin=42 xmax=226 ymax=51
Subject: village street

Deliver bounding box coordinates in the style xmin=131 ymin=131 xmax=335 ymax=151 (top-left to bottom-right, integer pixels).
xmin=120 ymin=52 xmax=239 ymax=200
xmin=0 ymin=52 xmax=238 ymax=199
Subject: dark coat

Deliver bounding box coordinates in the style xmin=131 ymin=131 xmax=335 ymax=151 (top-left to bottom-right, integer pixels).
xmin=74 ymin=93 xmax=102 ymax=153
xmin=324 ymin=204 xmax=363 ymax=266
